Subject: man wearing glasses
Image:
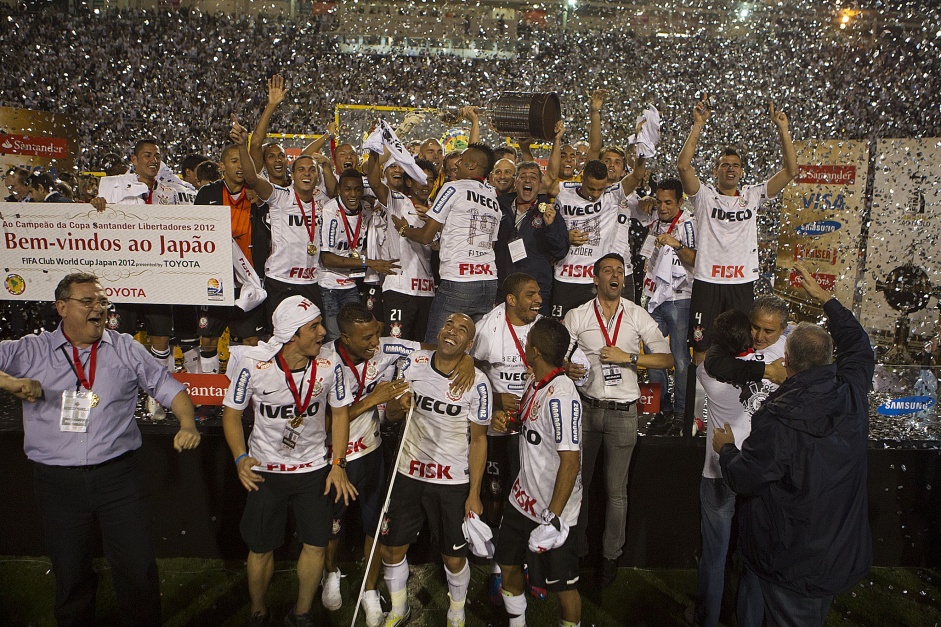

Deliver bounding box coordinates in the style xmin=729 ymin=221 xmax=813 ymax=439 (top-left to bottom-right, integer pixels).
xmin=0 ymin=272 xmax=201 ymax=626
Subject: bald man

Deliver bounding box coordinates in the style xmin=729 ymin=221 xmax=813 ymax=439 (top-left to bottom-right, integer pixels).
xmin=381 ymin=312 xmax=492 ymax=627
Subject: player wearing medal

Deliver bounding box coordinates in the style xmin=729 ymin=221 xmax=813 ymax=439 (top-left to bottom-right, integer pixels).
xmin=563 ymin=253 xmax=673 ymax=587
xmin=547 ymin=155 xmax=650 ymax=319
xmin=317 ymin=302 xmax=476 ymax=625
xmin=90 ymin=138 xmax=197 ymax=420
xmin=640 ymin=178 xmax=697 ymax=436
xmin=493 ymin=317 xmax=584 ymax=627
xmin=221 ymin=296 xmax=357 ymax=627
xmin=231 ymin=115 xmax=332 ymax=325
xmin=319 ymin=169 xmax=400 ymax=342
xmin=677 ymin=95 xmax=798 ymax=363
xmin=379 ymin=313 xmax=492 ymax=627
xmin=192 ymin=143 xmax=269 ymax=374
xmin=390 ymin=143 xmax=502 ymax=342
xmin=366 ymin=147 xmax=437 ymax=341
xmin=473 ymin=273 xmax=591 ymax=606
xmin=0 ymin=272 xmax=201 ymax=626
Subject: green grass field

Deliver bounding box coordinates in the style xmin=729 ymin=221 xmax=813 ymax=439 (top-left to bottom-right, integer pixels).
xmin=2 ymin=557 xmax=940 ymax=626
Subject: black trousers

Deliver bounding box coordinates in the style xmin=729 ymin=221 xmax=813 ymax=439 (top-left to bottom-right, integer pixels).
xmin=33 ymin=450 xmax=160 ymax=627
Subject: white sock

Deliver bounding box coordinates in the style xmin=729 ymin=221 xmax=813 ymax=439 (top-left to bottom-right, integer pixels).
xmin=445 ymin=560 xmax=470 ymax=605
xmin=503 ymin=589 xmax=527 ymax=626
xmin=383 ymin=557 xmax=409 ymax=613
xmin=183 ymin=348 xmax=200 ymax=373
xmin=490 ymin=562 xmax=501 ymax=575
xmin=199 ymin=350 xmax=220 ymax=374
xmin=559 ymin=621 xmax=580 ymax=627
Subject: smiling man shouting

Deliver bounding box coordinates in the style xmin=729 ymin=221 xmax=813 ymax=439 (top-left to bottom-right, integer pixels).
xmin=563 ymin=253 xmax=673 ymax=588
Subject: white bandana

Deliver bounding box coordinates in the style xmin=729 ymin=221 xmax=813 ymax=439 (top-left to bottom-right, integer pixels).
xmin=245 ymin=296 xmax=321 ymax=361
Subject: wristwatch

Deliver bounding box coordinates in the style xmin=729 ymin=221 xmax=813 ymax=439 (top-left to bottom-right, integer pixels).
xmin=332 ymin=458 xmax=347 ymax=469
xmin=629 ymin=353 xmax=639 ymax=366
xmin=398 ymin=225 xmax=408 ymax=237
xmin=540 ymin=508 xmax=562 ymax=531
xmin=673 ymin=242 xmax=685 ymax=251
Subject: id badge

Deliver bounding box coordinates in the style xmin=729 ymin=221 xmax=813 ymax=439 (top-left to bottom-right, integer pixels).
xmin=508 ymin=237 xmax=527 ymax=263
xmin=639 ymin=233 xmax=657 ymax=258
xmin=61 ymin=389 xmax=93 ymax=432
xmin=280 ymin=420 xmax=306 ymax=453
xmin=602 ymin=363 xmax=623 ymax=386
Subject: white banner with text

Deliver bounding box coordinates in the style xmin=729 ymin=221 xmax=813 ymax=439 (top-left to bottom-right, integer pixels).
xmin=0 ymin=203 xmax=234 ymax=305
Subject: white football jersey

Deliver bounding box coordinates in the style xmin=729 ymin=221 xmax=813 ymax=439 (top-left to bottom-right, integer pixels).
xmin=690 ymin=183 xmax=768 ymax=284
xmin=396 ymin=350 xmax=492 ymax=485
xmin=511 ymin=372 xmax=583 ymax=526
xmin=318 ymin=197 xmax=374 ymax=290
xmin=98 ymin=172 xmax=195 ymax=205
xmin=264 ymin=184 xmax=330 ymax=285
xmin=553 ymin=182 xmax=622 ymax=284
xmin=374 ymin=192 xmax=435 ymax=296
xmin=472 ymin=303 xmax=592 ymax=397
xmin=321 ymin=337 xmax=421 ymax=461
xmin=611 ymin=189 xmax=657 ymax=274
xmin=428 ymin=179 xmax=501 ymax=282
xmin=223 ymin=351 xmax=350 ymax=474
xmin=642 ymin=210 xmax=696 ymax=305
xmin=700 ymin=334 xmax=785 ymax=479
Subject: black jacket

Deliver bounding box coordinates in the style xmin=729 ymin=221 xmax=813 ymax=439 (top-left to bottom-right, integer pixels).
xmin=718 ymin=298 xmax=874 ymax=596
xmin=495 ymin=192 xmax=569 ymax=295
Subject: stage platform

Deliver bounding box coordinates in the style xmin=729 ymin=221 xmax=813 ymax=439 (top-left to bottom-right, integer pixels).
xmin=1 ymin=402 xmax=938 ymax=569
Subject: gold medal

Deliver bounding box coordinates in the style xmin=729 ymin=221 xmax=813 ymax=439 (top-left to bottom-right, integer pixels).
xmin=307 ymin=242 xmax=318 ymax=256
xmin=290 ymin=415 xmax=303 ymax=429
xmin=90 ymin=392 xmax=100 ymax=408
xmin=350 ymin=249 xmax=361 ymax=259
xmin=538 ymin=202 xmax=549 ymax=213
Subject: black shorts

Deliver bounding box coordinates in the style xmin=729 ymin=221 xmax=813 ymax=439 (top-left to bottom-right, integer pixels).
xmin=380 ymin=475 xmax=468 ymax=557
xmin=239 ymin=466 xmax=332 ymax=553
xmin=330 ymin=448 xmax=385 ymax=540
xmin=494 ymin=506 xmax=580 ymax=593
xmin=264 ymin=277 xmax=324 ymax=327
xmin=382 ymin=290 xmax=432 ymax=342
xmin=108 ymin=303 xmax=179 ymax=338
xmin=550 ymin=280 xmax=595 ymax=320
xmin=483 ymin=434 xmax=519 ymax=503
xmin=361 ymin=283 xmax=384 ymax=327
xmin=197 ymin=291 xmax=267 ymax=341
xmin=688 ymin=280 xmax=755 ymax=353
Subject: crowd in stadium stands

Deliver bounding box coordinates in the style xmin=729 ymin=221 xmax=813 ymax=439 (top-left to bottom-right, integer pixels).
xmin=1 ymin=9 xmax=938 ymax=176
xmin=0 ymin=6 xmax=927 ymax=627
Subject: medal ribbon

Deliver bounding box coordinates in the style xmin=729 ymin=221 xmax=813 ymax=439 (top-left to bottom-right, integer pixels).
xmin=659 ymin=210 xmax=683 ymax=236
xmin=276 ymin=354 xmax=317 ymax=418
xmin=336 ymin=343 xmax=369 ymax=404
xmin=505 ymin=315 xmax=528 ymax=368
xmin=294 ymin=190 xmax=318 ymax=246
xmin=338 ymin=203 xmax=363 ymax=255
xmin=519 ymin=366 xmax=565 ymax=423
xmin=593 ymin=301 xmax=624 ymax=347
xmin=62 ymin=331 xmax=99 ymax=393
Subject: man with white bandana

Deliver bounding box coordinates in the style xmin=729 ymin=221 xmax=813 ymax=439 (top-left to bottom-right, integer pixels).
xmin=221 ymin=296 xmax=357 ymax=627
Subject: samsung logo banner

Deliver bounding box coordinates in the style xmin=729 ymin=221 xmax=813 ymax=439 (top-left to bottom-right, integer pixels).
xmin=795 ymin=220 xmax=842 ymax=236
xmin=877 ymin=396 xmax=936 ymax=416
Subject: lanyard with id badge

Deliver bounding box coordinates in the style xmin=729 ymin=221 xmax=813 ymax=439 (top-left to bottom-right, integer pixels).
xmin=59 ymin=336 xmax=101 ymax=433
xmin=276 ymin=354 xmax=318 ymax=454
xmin=593 ymin=302 xmax=625 ymax=386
